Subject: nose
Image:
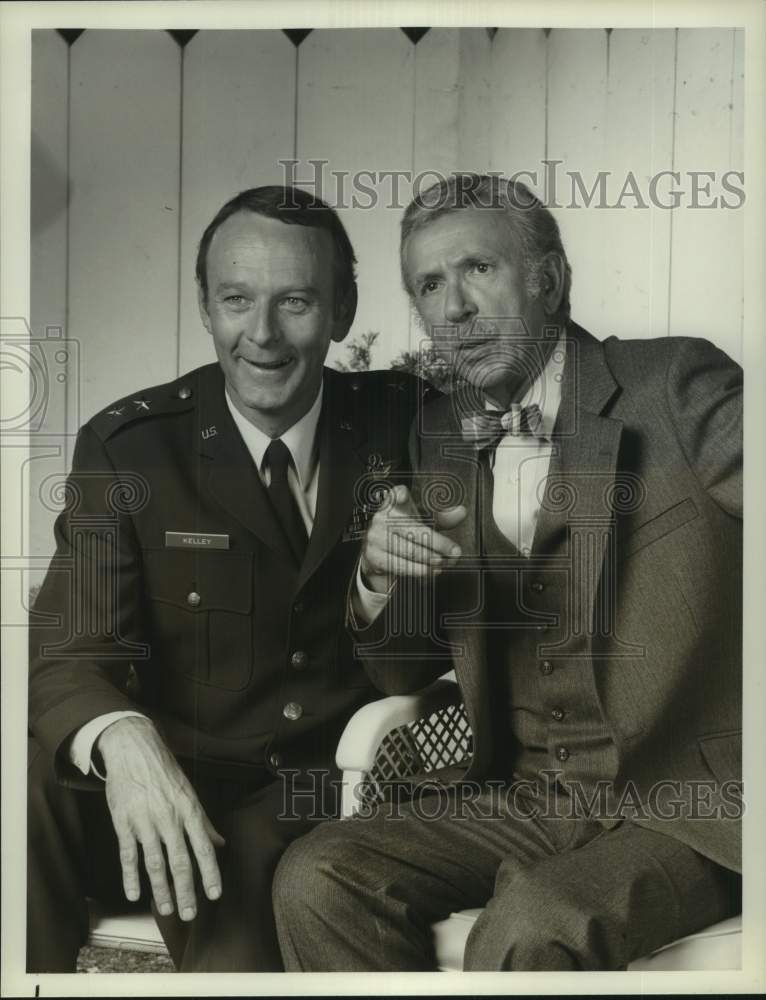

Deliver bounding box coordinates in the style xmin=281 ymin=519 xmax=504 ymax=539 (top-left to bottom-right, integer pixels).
xmin=444 ymin=279 xmax=477 ymax=325
xmin=245 ymin=303 xmax=279 ymax=347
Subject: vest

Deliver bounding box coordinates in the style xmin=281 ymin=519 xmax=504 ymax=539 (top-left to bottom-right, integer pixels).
xmin=478 ymin=453 xmax=620 ymax=791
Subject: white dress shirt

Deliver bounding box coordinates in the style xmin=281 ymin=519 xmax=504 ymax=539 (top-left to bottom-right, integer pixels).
xmin=69 ymin=383 xmax=324 ymax=776
xmin=354 ymin=341 xmax=566 ymax=624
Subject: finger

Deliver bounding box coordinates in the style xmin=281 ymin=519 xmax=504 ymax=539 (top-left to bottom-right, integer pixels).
xmin=186 ymin=812 xmax=224 ymax=902
xmin=139 ymin=832 xmax=174 ymax=917
xmin=115 ymin=828 xmax=141 ymax=903
xmin=389 ymin=530 xmax=445 ymax=568
xmin=387 ymin=522 xmax=461 ymax=561
xmin=389 ymin=484 xmax=420 ymax=515
xmin=163 ymin=832 xmax=198 ymax=921
xmin=434 ymin=505 xmax=468 ymax=531
xmin=368 ymin=552 xmax=436 ymax=579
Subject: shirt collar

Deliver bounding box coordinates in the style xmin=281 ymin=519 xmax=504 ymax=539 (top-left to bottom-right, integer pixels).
xmin=225 ymin=381 xmax=323 ymax=489
xmin=485 ymin=337 xmax=566 ymax=440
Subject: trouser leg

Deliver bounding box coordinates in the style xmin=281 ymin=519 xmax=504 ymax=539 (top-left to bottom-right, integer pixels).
xmin=26 ymin=738 xmax=126 ymax=972
xmin=273 ymin=782 xmax=593 ymax=971
xmin=158 ymin=767 xmax=334 ymax=972
xmin=464 ymin=821 xmax=741 ymax=971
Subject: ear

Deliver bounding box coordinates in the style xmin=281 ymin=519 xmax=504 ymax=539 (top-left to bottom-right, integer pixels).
xmin=197 ymin=284 xmax=212 ymax=334
xmin=331 ymin=281 xmax=358 ymax=344
xmin=539 ymin=252 xmax=565 ymax=317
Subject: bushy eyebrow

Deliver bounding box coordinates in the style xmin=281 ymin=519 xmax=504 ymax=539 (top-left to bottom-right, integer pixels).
xmin=412 ymin=252 xmax=498 ymax=288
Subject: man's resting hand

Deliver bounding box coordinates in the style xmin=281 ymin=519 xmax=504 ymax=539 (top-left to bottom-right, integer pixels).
xmin=360 ymin=484 xmax=467 ymax=593
xmin=98 ymin=716 xmax=225 ymax=921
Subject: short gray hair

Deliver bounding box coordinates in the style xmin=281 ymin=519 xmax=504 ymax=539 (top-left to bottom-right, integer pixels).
xmin=400 ymin=173 xmax=572 ymax=323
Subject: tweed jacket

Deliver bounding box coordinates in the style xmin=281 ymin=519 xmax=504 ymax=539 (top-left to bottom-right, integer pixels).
xmin=356 ymin=325 xmax=743 ymax=872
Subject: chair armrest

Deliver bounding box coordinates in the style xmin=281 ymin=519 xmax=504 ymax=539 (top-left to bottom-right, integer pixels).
xmin=337 ymin=678 xmax=464 ymax=818
xmin=336 ymin=678 xmax=461 ymax=772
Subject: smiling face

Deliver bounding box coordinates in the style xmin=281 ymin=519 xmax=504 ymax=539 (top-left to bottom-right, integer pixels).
xmin=403 ymin=207 xmax=559 ymax=406
xmin=198 ymin=210 xmax=352 ymax=436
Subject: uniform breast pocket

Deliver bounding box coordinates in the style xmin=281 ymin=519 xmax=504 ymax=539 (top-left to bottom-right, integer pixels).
xmin=142 ymin=548 xmax=253 ymax=691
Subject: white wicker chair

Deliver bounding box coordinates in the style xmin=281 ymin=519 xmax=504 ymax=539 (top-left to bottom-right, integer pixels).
xmin=336 ymin=678 xmax=742 ymax=972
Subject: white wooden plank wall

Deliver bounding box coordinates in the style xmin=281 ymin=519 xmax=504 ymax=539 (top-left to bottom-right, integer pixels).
xmin=67 ymin=31 xmax=181 ymax=421
xmin=297 ymin=29 xmax=415 ymax=370
xmin=28 ymin=30 xmax=70 ymax=581
xmin=31 ymin=25 xmax=746 ymax=429
xmin=179 ymin=31 xmax=297 ymax=374
xmin=670 ymin=28 xmax=744 ymax=362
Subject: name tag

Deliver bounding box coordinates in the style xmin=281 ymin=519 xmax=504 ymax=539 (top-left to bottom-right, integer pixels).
xmin=165 ymin=531 xmax=230 ymax=550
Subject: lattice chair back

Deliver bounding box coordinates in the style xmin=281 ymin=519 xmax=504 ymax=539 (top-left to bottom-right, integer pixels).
xmin=336 ymin=679 xmax=472 ymax=817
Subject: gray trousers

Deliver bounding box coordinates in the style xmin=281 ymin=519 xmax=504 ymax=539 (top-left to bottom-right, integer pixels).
xmin=273 ymin=784 xmax=739 ymax=971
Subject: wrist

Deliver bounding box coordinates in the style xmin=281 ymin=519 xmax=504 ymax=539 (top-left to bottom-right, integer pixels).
xmin=97 ymin=715 xmax=156 ymax=763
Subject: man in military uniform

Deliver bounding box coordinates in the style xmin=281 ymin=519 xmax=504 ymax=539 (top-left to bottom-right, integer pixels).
xmin=27 ymin=186 xmax=426 ymax=971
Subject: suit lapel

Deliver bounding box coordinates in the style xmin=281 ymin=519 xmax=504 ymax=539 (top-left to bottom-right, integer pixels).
xmin=533 ymin=325 xmax=623 ymax=636
xmin=419 ymin=390 xmax=492 ymax=769
xmin=297 ymin=369 xmax=367 ymax=590
xmin=195 ymin=367 xmax=295 ymax=563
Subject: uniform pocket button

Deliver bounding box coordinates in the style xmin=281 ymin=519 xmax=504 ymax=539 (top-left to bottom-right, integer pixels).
xmin=186 ymin=591 xmax=201 ymax=607
xmin=290 ymin=651 xmax=309 ymax=670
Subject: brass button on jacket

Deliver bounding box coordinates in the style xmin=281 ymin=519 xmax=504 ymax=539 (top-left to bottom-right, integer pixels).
xmin=283 ymin=702 xmax=303 ymax=721
xmin=186 ymin=591 xmax=201 ymax=607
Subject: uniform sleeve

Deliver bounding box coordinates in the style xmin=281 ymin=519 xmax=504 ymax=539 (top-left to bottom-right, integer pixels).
xmin=29 ymin=424 xmax=148 ymax=777
xmin=666 ymin=339 xmax=742 ymax=518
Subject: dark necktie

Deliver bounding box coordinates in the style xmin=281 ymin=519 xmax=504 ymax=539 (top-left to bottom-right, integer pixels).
xmin=460 ymin=402 xmax=543 ymax=452
xmin=264 ymin=439 xmax=308 ymax=566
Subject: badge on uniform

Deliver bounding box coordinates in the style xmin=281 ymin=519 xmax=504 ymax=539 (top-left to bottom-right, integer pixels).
xmin=341 ymin=454 xmax=394 ymax=542
xmin=165 ymin=531 xmax=230 ymax=550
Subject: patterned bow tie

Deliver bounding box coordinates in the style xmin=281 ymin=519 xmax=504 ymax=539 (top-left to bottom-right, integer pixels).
xmin=460 ymin=403 xmax=543 ymax=451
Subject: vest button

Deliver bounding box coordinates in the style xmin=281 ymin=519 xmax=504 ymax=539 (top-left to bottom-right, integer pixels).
xmin=293 ymin=601 xmax=304 ymax=614
xmin=177 ymin=386 xmax=192 ymax=400
xmin=551 ymin=708 xmax=565 ymax=722
xmin=556 ymin=746 xmax=570 ymax=761
xmin=283 ymin=702 xmax=303 ymax=721
xmin=540 ymin=660 xmax=553 ymax=675
xmin=290 ymin=650 xmax=309 ymax=670
xmin=186 ymin=591 xmax=201 ymax=607
xmin=269 ymin=753 xmax=282 ymax=768
xmin=531 ymin=582 xmax=545 ymax=593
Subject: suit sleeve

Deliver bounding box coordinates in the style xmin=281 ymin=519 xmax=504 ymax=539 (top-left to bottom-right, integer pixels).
xmin=29 ymin=424 xmax=148 ymax=780
xmin=351 ymin=408 xmax=452 ymax=695
xmin=665 ymin=338 xmax=742 ymax=518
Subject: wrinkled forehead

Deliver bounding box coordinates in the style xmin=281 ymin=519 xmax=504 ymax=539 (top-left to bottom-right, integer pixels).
xmin=402 ymin=206 xmax=521 ymax=274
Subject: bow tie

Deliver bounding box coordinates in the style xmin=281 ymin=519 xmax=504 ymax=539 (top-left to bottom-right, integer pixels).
xmin=460 ymin=403 xmax=543 ymax=451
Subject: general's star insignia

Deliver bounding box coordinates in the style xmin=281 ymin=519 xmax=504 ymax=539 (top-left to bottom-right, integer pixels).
xmin=107 ymin=407 xmax=124 ymax=416
xmin=133 ymin=398 xmax=150 ymax=411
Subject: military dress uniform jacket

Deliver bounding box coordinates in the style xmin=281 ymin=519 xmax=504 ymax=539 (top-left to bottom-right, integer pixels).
xmin=355 ymin=325 xmax=743 ymax=873
xmin=29 ymin=363 xmax=427 ymax=787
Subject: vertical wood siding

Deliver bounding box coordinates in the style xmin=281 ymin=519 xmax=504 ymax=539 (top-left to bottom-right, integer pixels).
xmin=30 ymin=26 xmax=745 ymax=516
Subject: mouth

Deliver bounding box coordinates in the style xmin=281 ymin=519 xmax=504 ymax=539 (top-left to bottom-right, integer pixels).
xmin=240 ymin=356 xmax=295 ymax=373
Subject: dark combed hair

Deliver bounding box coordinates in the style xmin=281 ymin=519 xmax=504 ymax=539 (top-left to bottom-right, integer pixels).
xmin=196 ymin=185 xmax=357 ymax=311
xmin=400 ymin=173 xmax=572 ymax=323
